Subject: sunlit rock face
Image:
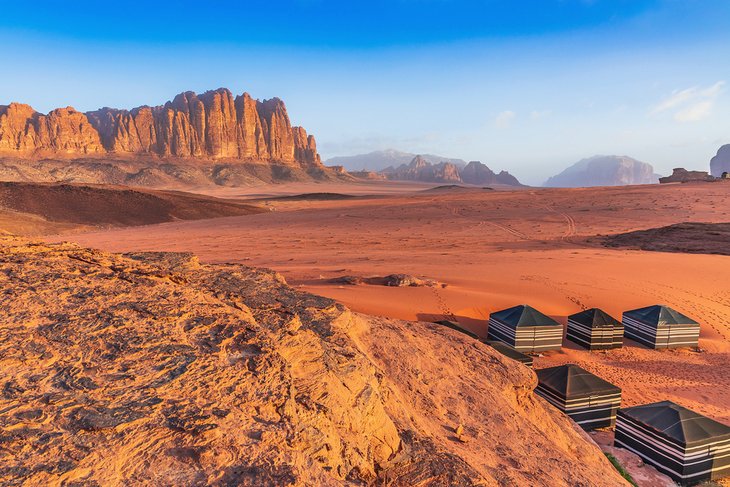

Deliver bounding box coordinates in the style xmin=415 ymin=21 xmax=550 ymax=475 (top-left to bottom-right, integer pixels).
xmin=0 ymin=89 xmax=320 ymax=166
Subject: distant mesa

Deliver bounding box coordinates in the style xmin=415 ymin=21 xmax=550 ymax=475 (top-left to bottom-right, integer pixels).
xmin=326 ymin=149 xmax=466 ymax=172
xmin=710 ymin=144 xmax=730 ymax=177
xmin=659 ymin=168 xmax=714 ymax=184
xmin=0 ymin=88 xmax=346 ymax=187
xmin=544 ymin=155 xmax=657 ymax=188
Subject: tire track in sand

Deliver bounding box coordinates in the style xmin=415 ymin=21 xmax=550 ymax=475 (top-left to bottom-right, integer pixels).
xmin=542 ymin=204 xmax=577 ymax=239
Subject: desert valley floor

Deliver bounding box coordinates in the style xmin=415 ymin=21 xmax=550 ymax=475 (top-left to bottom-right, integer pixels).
xmin=56 ymin=180 xmax=730 ymax=430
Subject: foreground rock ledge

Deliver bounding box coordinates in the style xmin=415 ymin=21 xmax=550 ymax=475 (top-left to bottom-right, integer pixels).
xmin=0 ymin=238 xmax=627 ymax=486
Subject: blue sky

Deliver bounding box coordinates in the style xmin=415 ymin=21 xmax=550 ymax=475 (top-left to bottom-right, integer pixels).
xmin=1 ymin=0 xmax=729 ymax=184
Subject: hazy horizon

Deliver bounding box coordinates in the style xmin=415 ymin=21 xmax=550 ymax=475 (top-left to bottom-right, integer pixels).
xmin=2 ymin=0 xmax=729 ymax=185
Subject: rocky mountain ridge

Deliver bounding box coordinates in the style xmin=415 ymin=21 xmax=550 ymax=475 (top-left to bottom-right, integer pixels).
xmin=380 ymin=156 xmax=521 ymax=185
xmin=0 ymin=88 xmax=320 ymax=166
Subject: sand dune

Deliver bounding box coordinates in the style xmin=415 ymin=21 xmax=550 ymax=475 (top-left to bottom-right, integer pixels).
xmin=604 ymin=221 xmax=730 ymax=255
xmin=0 ymin=181 xmax=264 ymax=235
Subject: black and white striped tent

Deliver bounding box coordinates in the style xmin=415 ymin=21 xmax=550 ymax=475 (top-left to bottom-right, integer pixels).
xmin=535 ymin=364 xmax=621 ymax=430
xmin=488 ymin=305 xmax=563 ymax=352
xmin=622 ymin=305 xmax=700 ymax=349
xmin=483 ymin=340 xmax=533 ymax=367
xmin=615 ymin=401 xmax=730 ymax=485
xmin=566 ymin=308 xmax=623 ymax=350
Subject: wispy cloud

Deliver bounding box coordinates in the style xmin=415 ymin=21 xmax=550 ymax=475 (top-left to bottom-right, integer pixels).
xmin=651 ymin=81 xmax=725 ymax=122
xmin=530 ymin=110 xmax=551 ymax=120
xmin=495 ymin=110 xmax=516 ymax=128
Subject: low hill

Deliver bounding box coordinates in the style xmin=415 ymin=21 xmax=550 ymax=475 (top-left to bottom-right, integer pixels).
xmin=0 ymin=238 xmax=628 ymax=486
xmin=544 ymin=155 xmax=657 ymax=187
xmin=604 ymin=222 xmax=730 ymax=256
xmin=0 ymin=182 xmax=263 ymax=235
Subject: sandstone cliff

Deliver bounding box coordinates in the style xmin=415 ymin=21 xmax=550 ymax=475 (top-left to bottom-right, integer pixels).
xmin=0 ymin=88 xmax=320 ymax=167
xmin=0 ymin=182 xmax=264 ymax=235
xmin=0 ymin=238 xmax=629 ymax=486
xmin=544 ymin=155 xmax=657 ymax=187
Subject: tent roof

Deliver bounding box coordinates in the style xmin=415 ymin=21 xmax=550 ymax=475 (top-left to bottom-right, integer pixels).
xmin=536 ymin=364 xmax=620 ymax=398
xmin=569 ymin=308 xmax=620 ymax=328
xmin=484 ymin=340 xmax=533 ymax=365
xmin=623 ymin=305 xmax=698 ymax=326
xmin=621 ymin=401 xmax=730 ymax=446
xmin=491 ymin=305 xmax=560 ymax=328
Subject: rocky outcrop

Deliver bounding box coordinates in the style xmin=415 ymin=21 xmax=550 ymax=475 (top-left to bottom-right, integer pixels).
xmin=0 ymin=89 xmax=320 ymax=167
xmin=544 ymin=155 xmax=657 ymax=187
xmin=0 ymin=238 xmax=629 ymax=486
xmin=659 ymin=168 xmax=713 ymax=184
xmin=385 ymin=155 xmax=462 ymax=183
xmin=710 ymin=144 xmax=730 ymax=177
xmin=460 ymin=160 xmax=521 ymax=186
xmin=0 ymin=104 xmax=104 ymax=155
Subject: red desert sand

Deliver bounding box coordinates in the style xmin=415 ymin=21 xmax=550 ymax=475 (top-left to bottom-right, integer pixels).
xmin=63 ymin=181 xmax=730 ymax=424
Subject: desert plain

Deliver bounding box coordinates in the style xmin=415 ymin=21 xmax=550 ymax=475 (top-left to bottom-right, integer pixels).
xmin=61 ymin=180 xmax=730 ymax=426
xmin=2 ymin=178 xmax=729 ymax=486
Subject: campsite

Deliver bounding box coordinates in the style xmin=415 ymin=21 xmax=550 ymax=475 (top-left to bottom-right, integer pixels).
xmin=3 ymin=2 xmax=730 ymax=483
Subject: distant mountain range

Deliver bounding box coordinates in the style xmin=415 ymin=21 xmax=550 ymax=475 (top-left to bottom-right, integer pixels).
xmin=326 ymin=149 xmax=467 ymax=172
xmin=544 ymin=155 xmax=658 ymax=187
xmin=327 ymin=150 xmax=520 ymax=185
xmin=347 ymin=154 xmax=521 ymax=186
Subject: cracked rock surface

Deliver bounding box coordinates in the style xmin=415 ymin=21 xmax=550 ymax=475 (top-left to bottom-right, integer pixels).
xmin=0 ymin=239 xmax=626 ymax=486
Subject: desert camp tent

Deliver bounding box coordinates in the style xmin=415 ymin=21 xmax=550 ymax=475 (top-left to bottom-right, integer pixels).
xmin=487 ymin=305 xmax=563 ymax=353
xmin=567 ymin=308 xmax=623 ymax=350
xmin=535 ymin=364 xmax=621 ymax=430
xmin=615 ymin=401 xmax=730 ymax=485
xmin=622 ymin=305 xmax=699 ymax=349
xmin=483 ymin=340 xmax=533 ymax=367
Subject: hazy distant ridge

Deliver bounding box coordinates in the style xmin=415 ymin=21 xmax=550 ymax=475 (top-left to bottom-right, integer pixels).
xmin=326 ymin=149 xmax=466 ymax=172
xmin=544 ymin=155 xmax=658 ymax=187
